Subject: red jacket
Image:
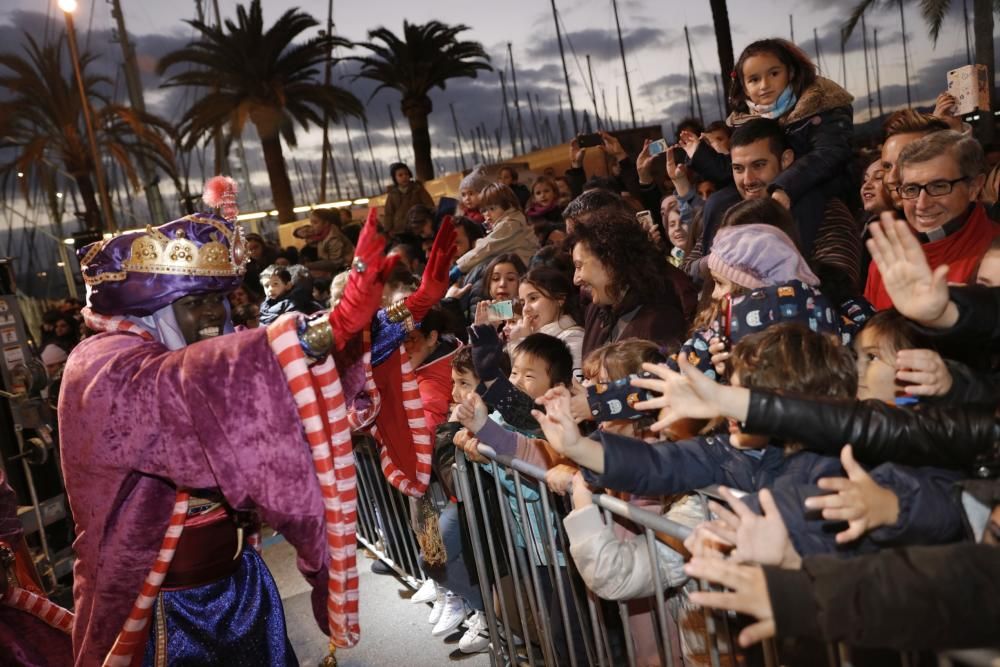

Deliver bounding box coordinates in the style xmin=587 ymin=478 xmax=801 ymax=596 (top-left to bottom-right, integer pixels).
xmin=865 ymin=205 xmax=1000 ymax=310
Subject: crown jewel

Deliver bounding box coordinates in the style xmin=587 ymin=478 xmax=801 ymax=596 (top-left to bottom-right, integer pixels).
xmin=82 ymin=215 xmax=248 ymax=286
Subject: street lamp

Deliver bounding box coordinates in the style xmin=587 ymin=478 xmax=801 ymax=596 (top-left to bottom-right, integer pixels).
xmin=59 ymin=0 xmax=116 ymax=233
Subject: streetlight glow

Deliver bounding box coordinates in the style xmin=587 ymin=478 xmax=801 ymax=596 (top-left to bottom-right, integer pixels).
xmin=58 ymin=0 xmax=78 ymax=13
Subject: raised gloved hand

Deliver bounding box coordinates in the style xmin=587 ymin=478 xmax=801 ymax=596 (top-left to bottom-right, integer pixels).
xmin=328 ymin=208 xmax=398 ymax=350
xmin=405 ymin=216 xmax=457 ymax=321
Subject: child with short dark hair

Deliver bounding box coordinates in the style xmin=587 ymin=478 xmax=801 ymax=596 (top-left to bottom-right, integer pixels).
xmin=452 ymin=183 xmax=537 ymax=282
xmin=258 ymin=265 xmax=295 ymax=325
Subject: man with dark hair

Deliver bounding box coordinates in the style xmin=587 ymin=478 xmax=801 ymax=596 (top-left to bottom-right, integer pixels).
xmin=562 ymin=189 xmax=629 ymax=232
xmin=687 ymin=118 xmax=862 ymax=298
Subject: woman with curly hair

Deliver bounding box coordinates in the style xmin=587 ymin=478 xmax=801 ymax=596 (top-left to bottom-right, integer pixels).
xmin=571 ymin=208 xmax=688 ymax=356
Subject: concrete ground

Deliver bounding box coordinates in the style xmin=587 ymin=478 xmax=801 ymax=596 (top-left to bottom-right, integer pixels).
xmin=263 ymin=536 xmax=493 ymax=667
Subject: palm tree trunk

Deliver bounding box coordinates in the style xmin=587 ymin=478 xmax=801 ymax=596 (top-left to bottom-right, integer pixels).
xmin=972 ymin=0 xmax=996 ymax=113
xmin=259 ymin=133 xmax=296 ymax=223
xmin=404 ymin=98 xmax=435 ymax=182
xmin=73 ymin=172 xmax=102 ymax=232
xmin=709 ymin=0 xmax=735 ymax=115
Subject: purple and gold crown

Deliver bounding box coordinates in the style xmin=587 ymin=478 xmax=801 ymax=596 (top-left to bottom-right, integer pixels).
xmin=79 ymin=214 xmax=248 ymax=316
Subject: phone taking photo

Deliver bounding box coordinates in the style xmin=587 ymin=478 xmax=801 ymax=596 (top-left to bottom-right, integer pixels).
xmin=647 ymin=139 xmax=669 ymax=157
xmin=577 ymin=133 xmax=602 ymax=148
xmin=487 ymin=300 xmax=515 ymax=323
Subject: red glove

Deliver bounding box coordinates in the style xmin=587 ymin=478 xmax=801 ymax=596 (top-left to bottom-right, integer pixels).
xmin=329 ymin=209 xmax=398 ymax=350
xmin=405 ymin=216 xmax=457 ymax=321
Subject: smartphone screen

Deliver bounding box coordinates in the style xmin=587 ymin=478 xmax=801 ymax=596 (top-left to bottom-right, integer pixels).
xmin=487 ymin=300 xmax=515 ymax=322
xmin=648 ymin=139 xmax=668 ymax=157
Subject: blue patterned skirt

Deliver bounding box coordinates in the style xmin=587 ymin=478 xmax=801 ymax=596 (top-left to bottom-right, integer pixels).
xmin=143 ymin=548 xmax=297 ymax=666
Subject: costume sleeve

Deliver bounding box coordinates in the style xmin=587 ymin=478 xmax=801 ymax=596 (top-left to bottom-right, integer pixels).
xmin=764 ymin=543 xmax=1000 ymax=649
xmin=770 ymin=106 xmax=854 ymax=203
xmin=582 ymin=432 xmax=726 ymax=497
xmin=564 ymin=504 xmax=687 ymax=600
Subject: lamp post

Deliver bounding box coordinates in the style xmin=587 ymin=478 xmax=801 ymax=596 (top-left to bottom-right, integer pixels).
xmin=58 ymin=0 xmax=117 ymax=233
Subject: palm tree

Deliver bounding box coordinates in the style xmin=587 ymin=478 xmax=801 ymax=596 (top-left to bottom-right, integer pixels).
xmin=157 ymin=0 xmax=363 ymax=223
xmin=842 ymin=0 xmax=997 ymax=109
xmin=351 ymin=21 xmax=492 ymax=182
xmin=0 ymin=33 xmax=177 ymax=232
xmin=709 ymin=0 xmax=735 ymax=116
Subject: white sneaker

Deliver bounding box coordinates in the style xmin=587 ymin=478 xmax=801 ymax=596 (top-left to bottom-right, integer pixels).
xmin=458 ymin=610 xmax=490 ymax=653
xmin=431 ymin=593 xmax=467 ymax=637
xmin=428 ymin=588 xmax=447 ymax=625
xmin=411 ymin=579 xmax=438 ymax=604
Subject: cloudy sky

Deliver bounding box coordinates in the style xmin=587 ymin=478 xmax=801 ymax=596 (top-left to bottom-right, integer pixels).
xmin=0 ymin=0 xmax=997 ymax=225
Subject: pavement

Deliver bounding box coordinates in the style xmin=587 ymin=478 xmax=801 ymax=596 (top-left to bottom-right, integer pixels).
xmin=262 ymin=537 xmax=493 ymax=667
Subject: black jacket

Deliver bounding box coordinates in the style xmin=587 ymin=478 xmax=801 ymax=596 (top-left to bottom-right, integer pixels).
xmin=745 ymin=391 xmax=999 ymax=476
xmin=765 ymin=543 xmax=1000 ymax=650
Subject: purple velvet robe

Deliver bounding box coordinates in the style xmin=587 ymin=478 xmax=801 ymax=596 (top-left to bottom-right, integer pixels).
xmin=58 ymin=327 xmax=330 ymax=666
xmin=1 ymin=471 xmax=75 ymax=666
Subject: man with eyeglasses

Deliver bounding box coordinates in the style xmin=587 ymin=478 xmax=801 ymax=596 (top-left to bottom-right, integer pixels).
xmin=865 ymin=130 xmax=999 ymax=311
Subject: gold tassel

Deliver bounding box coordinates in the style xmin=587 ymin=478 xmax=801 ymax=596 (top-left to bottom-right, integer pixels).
xmin=415 ymin=497 xmax=446 ymax=567
xmin=319 ymin=640 xmax=337 ymax=667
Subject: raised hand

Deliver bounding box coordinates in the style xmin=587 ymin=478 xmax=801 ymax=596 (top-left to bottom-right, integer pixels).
xmin=599 ymin=130 xmax=627 ymax=162
xmin=714 ymin=488 xmax=800 ymax=568
xmin=867 ymin=215 xmax=956 ymax=328
xmin=570 ymin=138 xmax=585 ymax=168
xmin=677 ymin=129 xmax=700 ymax=158
xmin=685 ymin=559 xmax=776 ymax=648
xmin=636 ymin=139 xmax=656 ymax=184
xmin=455 ymin=393 xmax=489 ymax=434
xmin=895 ymin=348 xmax=953 ymax=397
xmin=804 ymin=445 xmax=900 ymax=544
xmin=328 ymin=208 xmax=397 ymax=349
xmin=531 ymin=389 xmax=582 ymax=457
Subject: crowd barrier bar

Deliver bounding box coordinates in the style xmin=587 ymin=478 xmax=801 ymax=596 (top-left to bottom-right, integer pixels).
xmin=352 ymin=432 xmax=1000 ymax=667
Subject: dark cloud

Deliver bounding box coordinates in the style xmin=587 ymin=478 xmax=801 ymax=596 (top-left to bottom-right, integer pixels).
xmin=526 ymin=26 xmax=665 ymax=62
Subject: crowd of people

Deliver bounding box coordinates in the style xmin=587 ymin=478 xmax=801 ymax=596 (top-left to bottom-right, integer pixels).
xmin=4 ymin=34 xmax=1000 ymax=667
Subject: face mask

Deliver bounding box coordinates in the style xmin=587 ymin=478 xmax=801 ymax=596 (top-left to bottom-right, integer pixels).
xmin=747 ymin=85 xmax=798 ymax=120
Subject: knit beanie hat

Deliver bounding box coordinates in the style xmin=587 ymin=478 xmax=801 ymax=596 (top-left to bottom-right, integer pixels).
xmin=707 ymin=224 xmax=818 ymax=289
xmin=459 ymin=165 xmax=492 ymax=194
xmin=41 ymin=343 xmax=68 ymax=367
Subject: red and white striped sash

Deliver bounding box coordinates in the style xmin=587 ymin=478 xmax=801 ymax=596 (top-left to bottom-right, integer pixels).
xmin=1 ymin=585 xmax=73 ymax=634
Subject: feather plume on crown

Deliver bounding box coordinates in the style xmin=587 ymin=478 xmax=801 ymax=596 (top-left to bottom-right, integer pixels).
xmin=203 ymin=176 xmax=239 ymax=222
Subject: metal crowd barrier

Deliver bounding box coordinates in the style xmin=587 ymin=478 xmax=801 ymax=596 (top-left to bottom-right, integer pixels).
xmin=352 ymin=435 xmax=427 ymax=587
xmin=452 ymin=442 xmax=728 ymax=667
xmin=353 ymin=432 xmax=999 ymax=667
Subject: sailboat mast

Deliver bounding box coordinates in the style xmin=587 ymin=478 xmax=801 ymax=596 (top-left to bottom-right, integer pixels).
xmin=550 ymin=0 xmax=578 ymax=135
xmin=586 ymin=54 xmax=602 ymax=130
xmin=899 ymin=0 xmax=912 ymax=107
xmin=861 ymin=14 xmax=875 ymax=121
xmin=499 ymin=71 xmax=517 ymax=157
xmin=684 ymin=26 xmax=704 ymax=121
xmin=507 ymin=43 xmax=528 ymax=154
xmin=319 ymin=0 xmax=341 ymax=201
xmin=449 ymin=103 xmax=467 ymax=171
xmin=612 ymin=0 xmax=637 ymax=128
xmin=873 ymin=28 xmax=885 ymax=117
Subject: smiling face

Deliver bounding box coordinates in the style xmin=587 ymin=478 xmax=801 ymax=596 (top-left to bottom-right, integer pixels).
xmin=667 ymin=210 xmax=687 ymax=248
xmin=509 ymin=351 xmax=553 ymax=400
xmin=533 ymin=182 xmax=557 ymax=208
xmin=861 ymin=160 xmax=891 ymax=214
xmin=900 ymin=154 xmax=981 ymax=233
xmin=731 ymin=138 xmax=789 ymax=200
xmin=572 ymin=241 xmax=614 ymax=305
xmin=489 ymin=262 xmax=521 ymax=301
xmin=172 ymin=292 xmax=228 ymax=345
xmin=741 ymin=52 xmax=791 ymax=107
xmin=881 ymin=132 xmax=923 ymax=209
xmin=519 ymin=281 xmax=563 ymax=332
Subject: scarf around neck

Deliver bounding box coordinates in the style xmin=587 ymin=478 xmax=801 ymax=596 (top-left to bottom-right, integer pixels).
xmin=747 ymin=85 xmax=798 ymax=119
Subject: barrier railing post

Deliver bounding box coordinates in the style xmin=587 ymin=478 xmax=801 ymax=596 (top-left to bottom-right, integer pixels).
xmin=453 ymin=450 xmax=504 ymax=667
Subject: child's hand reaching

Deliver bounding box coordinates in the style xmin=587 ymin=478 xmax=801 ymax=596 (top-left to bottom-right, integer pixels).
xmin=454 ymin=428 xmax=487 ymax=464
xmin=455 ymin=393 xmax=489 ymax=434
xmin=895 ymin=348 xmax=953 ymax=397
xmin=532 ymin=388 xmax=605 ymax=471
xmin=570 ymin=471 xmax=593 ymax=510
xmin=545 ymin=463 xmax=579 ymax=496
xmin=804 ymin=445 xmax=900 ymax=544
xmin=709 ymin=487 xmax=801 ymax=568
xmin=473 ymin=300 xmax=492 ymax=326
